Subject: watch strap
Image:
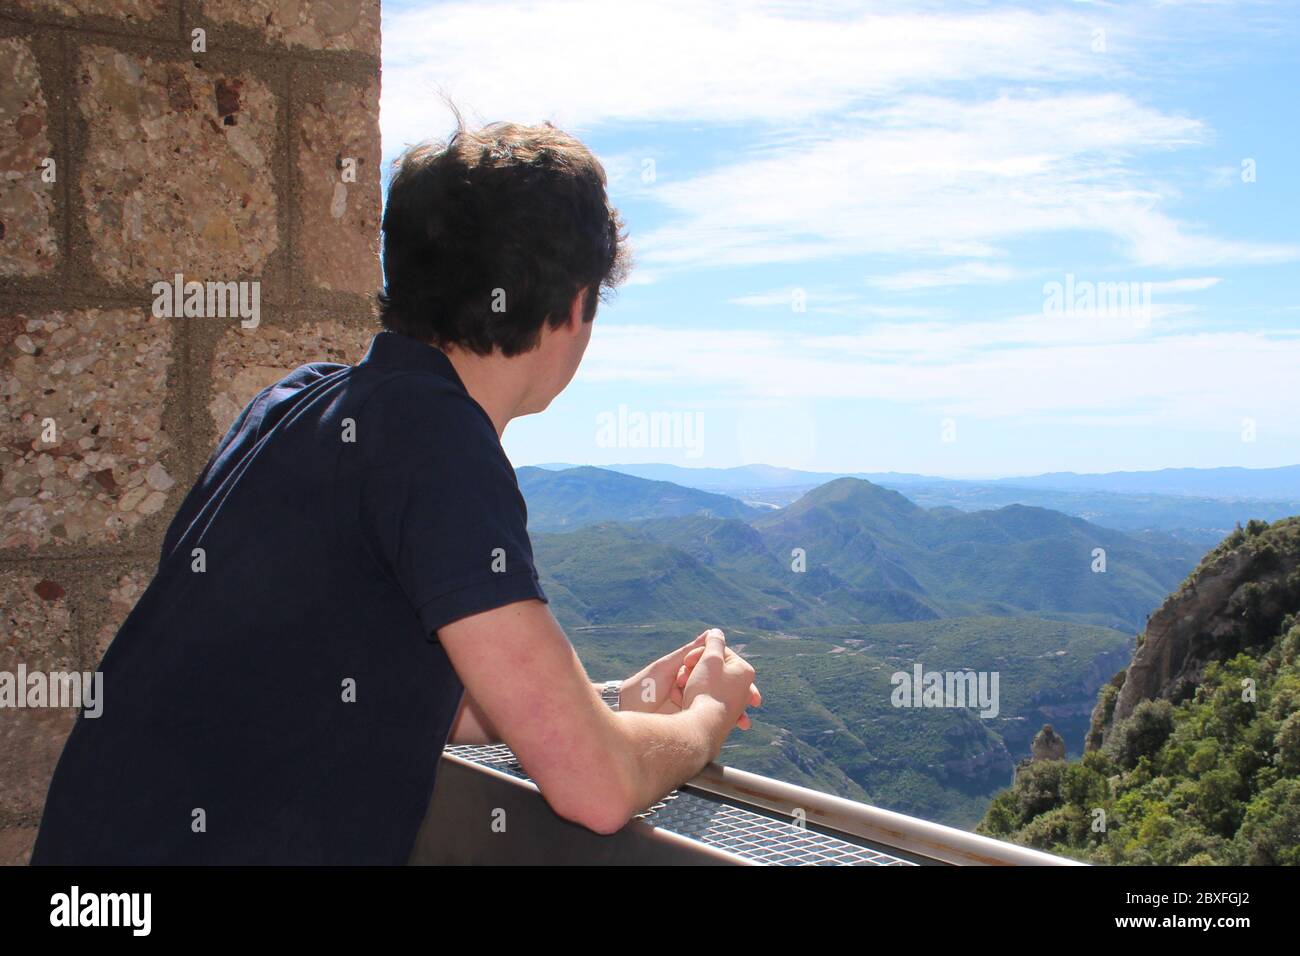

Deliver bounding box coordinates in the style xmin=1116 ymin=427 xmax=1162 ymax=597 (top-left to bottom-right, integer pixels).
xmin=601 ymin=680 xmax=622 ymax=711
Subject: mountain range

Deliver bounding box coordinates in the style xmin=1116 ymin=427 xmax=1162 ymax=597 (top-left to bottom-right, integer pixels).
xmin=516 ymin=464 xmax=1226 ymax=826
xmin=525 ymin=469 xmax=1199 ymax=633
xmin=531 ymin=462 xmax=1300 ymax=549
xmin=517 ymin=465 xmax=760 ymax=531
xmin=537 ymin=462 xmax=1300 ymax=500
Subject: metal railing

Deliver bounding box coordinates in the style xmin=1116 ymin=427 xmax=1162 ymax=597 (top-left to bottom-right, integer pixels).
xmin=410 ymin=744 xmax=1082 ymax=866
xmin=688 ymin=761 xmax=1080 ymax=866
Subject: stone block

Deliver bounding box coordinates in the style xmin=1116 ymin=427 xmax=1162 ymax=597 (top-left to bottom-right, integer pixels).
xmin=1 ymin=308 xmax=174 ymax=549
xmin=296 ymin=72 xmax=381 ymax=295
xmin=0 ymin=572 xmax=77 ymax=822
xmin=77 ymin=46 xmax=279 ymax=288
xmin=207 ymin=320 xmax=372 ymax=445
xmin=199 ymin=0 xmax=380 ymax=56
xmin=0 ymin=36 xmax=57 ymax=277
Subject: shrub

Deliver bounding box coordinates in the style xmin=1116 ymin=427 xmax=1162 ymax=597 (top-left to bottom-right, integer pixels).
xmin=1104 ymin=700 xmax=1176 ymax=770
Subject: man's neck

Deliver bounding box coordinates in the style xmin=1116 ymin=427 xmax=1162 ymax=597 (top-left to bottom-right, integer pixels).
xmin=438 ymin=345 xmax=530 ymax=440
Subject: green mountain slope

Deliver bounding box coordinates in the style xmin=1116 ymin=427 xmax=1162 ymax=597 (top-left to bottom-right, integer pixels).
xmin=519 ymin=467 xmax=1216 ymax=829
xmin=565 ymin=617 xmax=1131 ymax=827
xmin=753 ymin=478 xmax=1198 ymax=632
xmin=540 ymin=476 xmax=1198 ymax=633
xmin=978 ymin=517 xmax=1300 ymax=863
xmin=518 ymin=465 xmax=760 ymax=531
xmin=530 ymin=523 xmax=816 ymax=630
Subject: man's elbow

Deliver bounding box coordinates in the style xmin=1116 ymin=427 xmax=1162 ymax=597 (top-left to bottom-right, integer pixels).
xmin=540 ymin=772 xmax=637 ymax=836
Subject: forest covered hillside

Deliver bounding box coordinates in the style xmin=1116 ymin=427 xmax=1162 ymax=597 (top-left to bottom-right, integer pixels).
xmin=978 ymin=518 xmax=1300 ymax=864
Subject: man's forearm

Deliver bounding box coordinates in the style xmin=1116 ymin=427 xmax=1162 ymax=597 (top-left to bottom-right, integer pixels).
xmin=604 ymin=701 xmax=727 ymax=817
xmin=448 ymin=693 xmax=499 ymax=745
xmin=449 ymin=681 xmax=618 ymax=746
xmin=450 ymin=679 xmax=728 ymax=830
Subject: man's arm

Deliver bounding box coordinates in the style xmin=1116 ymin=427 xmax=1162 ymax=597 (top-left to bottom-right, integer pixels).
xmin=448 ymin=680 xmax=623 ymax=746
xmin=448 ymin=693 xmax=500 ymax=746
xmin=438 ymin=600 xmax=753 ymax=835
xmin=449 ymin=639 xmax=743 ymax=745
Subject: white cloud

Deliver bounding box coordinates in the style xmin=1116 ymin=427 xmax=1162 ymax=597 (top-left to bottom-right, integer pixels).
xmin=381 ymin=1 xmax=1106 ymax=140
xmin=381 ymin=1 xmax=1297 ymax=279
xmin=867 ymin=262 xmax=1019 ymax=291
xmin=1146 ymin=277 xmax=1221 ymax=294
xmin=729 ymin=289 xmax=858 ymax=308
xmin=630 ymin=92 xmax=1298 ymax=272
xmin=580 ymin=320 xmax=1300 ymax=430
xmin=728 ymin=289 xmax=943 ymax=318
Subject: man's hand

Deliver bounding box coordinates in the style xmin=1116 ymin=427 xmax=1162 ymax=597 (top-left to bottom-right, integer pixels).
xmin=616 ymin=632 xmax=706 ymax=715
xmin=440 ymin=604 xmax=761 ymax=833
xmin=455 ymin=628 xmax=762 ymax=745
xmin=620 ymin=628 xmax=762 ymax=730
xmin=680 ymin=629 xmax=760 ymax=743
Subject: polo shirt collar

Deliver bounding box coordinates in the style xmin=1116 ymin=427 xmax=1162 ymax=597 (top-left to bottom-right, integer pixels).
xmin=359 ymin=331 xmax=465 ymax=387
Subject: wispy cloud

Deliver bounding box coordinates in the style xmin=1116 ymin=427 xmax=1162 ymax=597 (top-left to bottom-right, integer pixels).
xmin=631 ymin=92 xmax=1296 ymax=273
xmin=385 ymin=0 xmax=1299 ymax=471
xmin=1147 ymin=277 xmax=1222 ymax=294
xmin=867 ymin=262 xmax=1020 ymax=291
xmin=382 ymin=1 xmax=1108 ymax=137
xmin=384 ymin=1 xmax=1298 ymax=280
xmin=582 ymin=322 xmax=1300 ymax=428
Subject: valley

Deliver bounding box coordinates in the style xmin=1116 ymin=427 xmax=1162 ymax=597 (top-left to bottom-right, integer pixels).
xmin=518 ymin=464 xmax=1232 ymax=827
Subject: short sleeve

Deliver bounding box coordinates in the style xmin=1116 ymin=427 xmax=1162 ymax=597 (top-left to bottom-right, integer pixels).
xmin=356 ymin=397 xmax=547 ymax=637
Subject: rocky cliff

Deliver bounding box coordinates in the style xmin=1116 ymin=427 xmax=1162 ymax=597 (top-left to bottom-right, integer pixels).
xmin=1086 ymin=517 xmax=1300 ymax=751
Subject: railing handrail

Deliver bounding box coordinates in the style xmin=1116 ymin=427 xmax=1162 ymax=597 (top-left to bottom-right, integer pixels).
xmin=686 ymin=762 xmax=1084 ymax=866
xmin=439 ymin=744 xmax=1084 ymax=866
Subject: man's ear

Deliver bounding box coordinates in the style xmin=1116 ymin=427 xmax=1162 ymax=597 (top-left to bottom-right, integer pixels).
xmin=567 ymin=286 xmax=590 ymax=333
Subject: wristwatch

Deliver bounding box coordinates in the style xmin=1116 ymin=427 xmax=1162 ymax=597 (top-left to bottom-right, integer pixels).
xmin=600 ymin=680 xmax=622 ymax=711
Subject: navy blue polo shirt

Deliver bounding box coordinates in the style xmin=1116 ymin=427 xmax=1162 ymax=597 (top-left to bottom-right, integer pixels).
xmin=32 ymin=331 xmax=547 ymax=864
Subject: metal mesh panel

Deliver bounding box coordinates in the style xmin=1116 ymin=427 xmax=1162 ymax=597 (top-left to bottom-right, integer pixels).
xmin=445 ymin=744 xmax=915 ymax=867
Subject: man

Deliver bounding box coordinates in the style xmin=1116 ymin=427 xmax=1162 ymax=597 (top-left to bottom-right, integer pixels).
xmin=32 ymin=119 xmax=759 ymax=865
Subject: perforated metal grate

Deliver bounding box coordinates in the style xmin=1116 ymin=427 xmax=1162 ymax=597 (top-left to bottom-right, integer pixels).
xmin=445 ymin=744 xmax=915 ymax=866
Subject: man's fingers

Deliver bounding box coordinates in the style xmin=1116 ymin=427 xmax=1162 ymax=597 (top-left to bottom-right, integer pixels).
xmin=678 ymin=631 xmax=708 ymax=655
xmin=737 ymin=713 xmax=751 ymax=730
xmin=655 ymin=632 xmax=708 ymax=671
xmin=677 ymin=646 xmax=706 ymax=686
xmin=701 ymin=627 xmax=726 ymax=660
xmin=750 ymin=684 xmax=762 ymax=707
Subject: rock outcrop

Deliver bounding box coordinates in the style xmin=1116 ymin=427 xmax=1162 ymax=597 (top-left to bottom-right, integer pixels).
xmin=1087 ymin=518 xmax=1300 ymax=751
xmin=1031 ymin=724 xmax=1066 ymax=762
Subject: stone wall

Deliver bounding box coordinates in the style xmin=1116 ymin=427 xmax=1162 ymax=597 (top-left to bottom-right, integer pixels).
xmin=0 ymin=0 xmax=382 ymax=863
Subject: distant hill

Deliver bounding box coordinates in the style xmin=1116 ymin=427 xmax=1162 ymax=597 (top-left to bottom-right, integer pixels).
xmin=891 ymin=483 xmax=1300 ymax=550
xmin=535 ymin=461 xmax=934 ymax=489
xmin=758 ymin=480 xmax=1198 ymax=632
xmin=988 ymin=465 xmax=1300 ymax=500
xmin=531 ymin=522 xmax=806 ymax=630
xmin=540 ymin=475 xmax=1201 ymax=633
xmin=517 ymin=465 xmax=761 ymax=531
xmin=979 ymin=517 xmax=1300 ymax=863
xmin=534 ymin=462 xmax=1300 ymax=500
xmin=529 ymin=462 xmax=1300 ymax=543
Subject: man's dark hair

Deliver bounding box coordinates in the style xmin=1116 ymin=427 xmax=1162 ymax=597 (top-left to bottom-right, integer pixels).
xmin=377 ymin=114 xmax=631 ymax=356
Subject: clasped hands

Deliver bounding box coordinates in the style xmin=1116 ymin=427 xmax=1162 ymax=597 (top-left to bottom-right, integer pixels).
xmin=615 ymin=628 xmax=762 ymax=730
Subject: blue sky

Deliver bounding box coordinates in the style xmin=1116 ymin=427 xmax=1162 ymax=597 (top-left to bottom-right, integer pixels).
xmin=380 ymin=0 xmax=1299 ymax=478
